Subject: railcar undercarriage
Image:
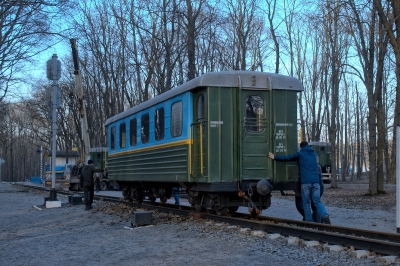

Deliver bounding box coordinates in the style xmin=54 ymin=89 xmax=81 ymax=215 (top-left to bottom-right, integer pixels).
xmin=119 ymin=179 xmax=273 ymax=215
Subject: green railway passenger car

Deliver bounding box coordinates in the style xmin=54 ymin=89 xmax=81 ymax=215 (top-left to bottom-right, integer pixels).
xmin=105 ymin=71 xmax=303 ymax=215
xmin=308 ymin=142 xmax=332 ymax=183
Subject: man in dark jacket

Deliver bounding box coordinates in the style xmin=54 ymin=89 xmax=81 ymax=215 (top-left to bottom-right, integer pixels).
xmin=268 ymin=141 xmax=330 ymax=224
xmin=81 ymin=159 xmax=103 ymax=210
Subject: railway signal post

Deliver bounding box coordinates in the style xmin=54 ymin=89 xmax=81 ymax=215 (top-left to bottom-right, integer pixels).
xmin=397 ymin=125 xmax=400 ymax=234
xmin=45 ymin=54 xmax=62 ymax=208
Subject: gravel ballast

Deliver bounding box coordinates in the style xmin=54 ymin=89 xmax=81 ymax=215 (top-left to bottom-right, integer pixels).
xmin=0 ymin=181 xmax=399 ymax=266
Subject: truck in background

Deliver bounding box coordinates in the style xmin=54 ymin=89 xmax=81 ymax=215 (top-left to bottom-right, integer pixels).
xmin=44 ymin=150 xmax=83 ymax=191
xmin=44 ymin=148 xmax=118 ymax=191
xmin=90 ymin=147 xmax=119 ymax=191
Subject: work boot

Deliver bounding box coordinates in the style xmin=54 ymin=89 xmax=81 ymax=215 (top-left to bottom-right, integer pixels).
xmin=85 ymin=206 xmax=90 ymax=211
xmin=323 ymin=216 xmax=331 ymax=224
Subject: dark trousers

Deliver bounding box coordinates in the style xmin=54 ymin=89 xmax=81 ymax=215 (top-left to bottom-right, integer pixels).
xmin=83 ymin=182 xmax=94 ymax=207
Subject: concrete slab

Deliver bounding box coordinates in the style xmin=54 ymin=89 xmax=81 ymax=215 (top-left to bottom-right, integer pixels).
xmin=46 ymin=200 xmax=61 ymax=208
xmin=239 ymin=228 xmax=250 ymax=233
xmin=351 ymin=250 xmax=370 ymax=258
xmin=378 ymin=256 xmax=397 ymax=264
xmin=267 ymin=233 xmax=281 ymax=240
xmin=304 ymin=240 xmax=320 ymax=247
xmin=287 ymin=236 xmax=300 ymax=244
xmin=324 ymin=245 xmax=343 ymax=252
xmin=251 ymin=230 xmax=265 ymax=237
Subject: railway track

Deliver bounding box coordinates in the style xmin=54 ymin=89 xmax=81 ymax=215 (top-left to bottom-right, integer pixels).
xmin=20 ymin=184 xmax=400 ymax=257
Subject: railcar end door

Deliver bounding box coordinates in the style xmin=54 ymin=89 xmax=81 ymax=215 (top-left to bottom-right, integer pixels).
xmin=241 ymin=91 xmax=270 ymax=180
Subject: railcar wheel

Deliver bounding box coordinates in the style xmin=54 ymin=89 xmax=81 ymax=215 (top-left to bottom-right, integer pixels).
xmin=250 ymin=208 xmax=259 ymax=216
xmin=150 ymin=196 xmax=156 ymax=203
xmin=137 ymin=196 xmax=143 ymax=203
xmin=100 ymin=181 xmax=108 ymax=191
xmin=160 ymin=196 xmax=168 ymax=204
xmin=228 ymin=207 xmax=239 ymax=213
xmin=214 ymin=207 xmax=228 ymax=216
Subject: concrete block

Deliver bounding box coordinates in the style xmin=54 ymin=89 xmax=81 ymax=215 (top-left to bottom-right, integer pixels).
xmin=239 ymin=228 xmax=250 ymax=233
xmin=46 ymin=200 xmax=61 ymax=208
xmin=324 ymin=245 xmax=343 ymax=252
xmin=304 ymin=240 xmax=320 ymax=247
xmin=266 ymin=233 xmax=281 ymax=240
xmin=251 ymin=230 xmax=265 ymax=237
xmin=68 ymin=194 xmax=83 ymax=205
xmin=351 ymin=250 xmax=370 ymax=258
xmin=287 ymin=236 xmax=299 ymax=244
xmin=130 ymin=211 xmax=152 ymax=227
xmin=226 ymin=226 xmax=237 ymax=230
xmin=378 ymin=256 xmax=397 ymax=264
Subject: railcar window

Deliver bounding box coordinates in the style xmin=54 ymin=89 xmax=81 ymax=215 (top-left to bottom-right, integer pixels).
xmin=130 ymin=118 xmax=137 ymax=146
xmin=171 ymin=101 xmax=182 ymax=137
xmin=141 ymin=114 xmax=149 ymax=144
xmin=111 ymin=126 xmax=116 ymax=150
xmin=197 ymin=94 xmax=205 ymax=121
xmin=245 ymin=95 xmax=265 ymax=132
xmin=155 ymin=108 xmax=165 ymax=140
xmin=120 ymin=123 xmax=126 ymax=148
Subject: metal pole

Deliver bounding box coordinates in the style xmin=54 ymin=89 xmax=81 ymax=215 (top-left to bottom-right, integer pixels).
xmin=50 ymin=55 xmax=58 ymax=200
xmin=40 ymin=146 xmax=43 ymax=184
xmin=396 ymin=125 xmax=400 ymax=233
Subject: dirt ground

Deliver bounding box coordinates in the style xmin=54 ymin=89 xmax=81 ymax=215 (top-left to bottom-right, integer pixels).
xmin=0 ymin=177 xmax=399 ymax=266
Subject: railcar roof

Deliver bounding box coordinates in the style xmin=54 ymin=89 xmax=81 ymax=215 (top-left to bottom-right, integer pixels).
xmin=105 ymin=70 xmax=304 ymax=126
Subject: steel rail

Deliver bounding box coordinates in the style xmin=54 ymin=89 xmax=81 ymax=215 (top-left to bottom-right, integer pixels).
xmin=18 ymin=183 xmax=400 ymax=256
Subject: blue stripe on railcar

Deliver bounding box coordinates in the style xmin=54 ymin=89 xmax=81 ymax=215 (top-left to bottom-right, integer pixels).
xmin=107 ymin=92 xmax=193 ymax=155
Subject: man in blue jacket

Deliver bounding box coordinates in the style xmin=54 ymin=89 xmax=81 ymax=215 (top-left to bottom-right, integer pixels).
xmin=268 ymin=141 xmax=330 ymax=224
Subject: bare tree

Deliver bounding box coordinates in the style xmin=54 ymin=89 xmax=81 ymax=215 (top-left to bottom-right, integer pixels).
xmin=374 ymin=0 xmax=400 ymax=184
xmin=225 ymin=0 xmax=263 ymax=70
xmin=0 ymin=0 xmax=71 ymax=102
xmin=263 ymin=0 xmax=280 ymax=73
xmin=345 ymin=0 xmax=380 ymax=194
xmin=320 ymin=0 xmax=348 ymax=188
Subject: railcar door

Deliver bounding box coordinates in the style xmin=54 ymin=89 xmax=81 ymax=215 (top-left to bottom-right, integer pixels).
xmin=240 ymin=90 xmax=270 ymax=180
xmin=190 ymin=89 xmax=208 ymax=182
